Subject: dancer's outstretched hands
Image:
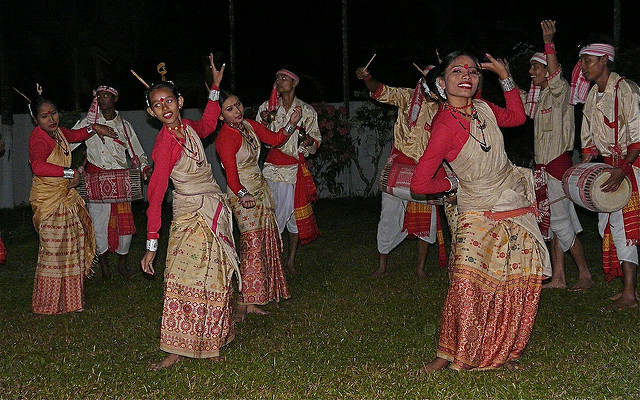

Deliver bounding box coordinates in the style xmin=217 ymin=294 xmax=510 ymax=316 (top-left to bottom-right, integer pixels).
xmin=210 ymin=53 xmax=225 ymax=88
xmin=480 ymin=53 xmax=510 ymax=80
xmin=355 ymin=67 xmax=370 ymax=80
xmin=541 ymin=19 xmax=556 ymax=44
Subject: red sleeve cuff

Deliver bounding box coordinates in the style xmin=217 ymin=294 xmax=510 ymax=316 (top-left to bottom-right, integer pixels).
xmin=628 ymin=142 xmax=640 ymax=151
xmin=147 ymin=232 xmax=159 ymax=240
xmin=581 ymin=146 xmax=599 ymax=156
xmin=371 ymin=83 xmax=384 ymax=99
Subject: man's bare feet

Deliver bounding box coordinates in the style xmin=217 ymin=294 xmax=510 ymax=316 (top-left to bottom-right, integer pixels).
xmin=542 ymin=280 xmax=566 ymax=289
xmin=505 ymin=361 xmax=523 ymax=371
xmin=419 ymin=357 xmax=449 ymax=374
xmin=285 ymin=261 xmax=297 ymax=275
xmin=567 ymin=277 xmax=593 ymax=292
xmin=606 ymin=295 xmax=638 ymax=310
xmin=368 ymin=267 xmax=387 ymax=278
xmin=609 ymin=288 xmax=639 ymax=301
xmin=150 ymin=353 xmax=184 ymax=371
xmin=208 ymin=355 xmax=225 ymax=362
xmin=416 ymin=268 xmax=429 ymax=279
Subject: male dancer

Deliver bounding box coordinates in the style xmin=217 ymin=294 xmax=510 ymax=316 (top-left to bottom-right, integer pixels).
xmin=74 ymin=83 xmax=152 ymax=279
xmin=523 ymin=20 xmax=592 ymax=290
xmin=256 ymin=67 xmax=322 ymax=274
xmin=356 ymin=63 xmax=445 ymax=278
xmin=572 ymin=39 xmax=640 ymax=309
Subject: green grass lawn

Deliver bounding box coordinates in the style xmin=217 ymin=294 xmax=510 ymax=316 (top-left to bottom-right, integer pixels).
xmin=0 ymin=198 xmax=638 ymax=399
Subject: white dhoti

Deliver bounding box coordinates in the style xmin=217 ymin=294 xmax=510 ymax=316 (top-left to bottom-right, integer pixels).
xmin=266 ymin=178 xmax=298 ymax=235
xmin=87 ymin=202 xmax=132 ymax=255
xmin=377 ymin=192 xmax=436 ymax=254
xmin=596 ymin=166 xmax=640 ymax=265
xmin=547 ymin=177 xmax=582 ymax=252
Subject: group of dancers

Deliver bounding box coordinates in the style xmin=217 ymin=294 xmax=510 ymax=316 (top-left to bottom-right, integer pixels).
xmin=362 ymin=19 xmax=638 ymax=373
xmin=20 ymin=18 xmax=639 ymax=373
xmin=24 ymin=54 xmax=322 ymax=370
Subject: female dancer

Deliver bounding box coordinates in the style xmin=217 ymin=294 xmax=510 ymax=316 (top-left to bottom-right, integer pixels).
xmin=411 ymin=51 xmax=551 ymax=372
xmin=140 ymin=55 xmax=239 ymax=370
xmin=215 ymin=91 xmax=300 ymax=321
xmin=28 ymin=90 xmax=116 ymax=314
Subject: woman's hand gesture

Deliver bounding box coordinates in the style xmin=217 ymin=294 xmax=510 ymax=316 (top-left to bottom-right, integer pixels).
xmin=239 ymin=194 xmax=256 ymax=208
xmin=209 ymin=53 xmax=225 ymax=88
xmin=480 ymin=53 xmax=510 ymax=80
xmin=93 ymin=124 xmax=118 ymax=144
xmin=141 ymin=250 xmax=156 ymax=275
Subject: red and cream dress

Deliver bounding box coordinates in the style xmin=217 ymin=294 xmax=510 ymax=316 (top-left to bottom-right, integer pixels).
xmin=411 ymin=90 xmax=551 ymax=370
xmin=215 ymin=119 xmax=291 ymax=306
xmin=29 ymin=125 xmax=95 ymax=314
xmin=146 ymin=94 xmax=239 ymax=359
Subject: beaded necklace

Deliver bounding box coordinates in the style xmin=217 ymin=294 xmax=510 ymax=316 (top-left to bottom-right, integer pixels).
xmin=51 ymin=129 xmax=70 ymax=156
xmin=168 ymin=124 xmax=204 ymax=166
xmin=231 ymin=121 xmax=258 ymax=151
xmin=445 ymin=103 xmax=491 ymax=152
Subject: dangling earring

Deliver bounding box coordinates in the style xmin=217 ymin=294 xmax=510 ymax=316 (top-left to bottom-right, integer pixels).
xmin=436 ymin=80 xmax=447 ymax=100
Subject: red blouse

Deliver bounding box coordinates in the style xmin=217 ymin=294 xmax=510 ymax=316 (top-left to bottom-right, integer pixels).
xmin=215 ymin=119 xmax=290 ymax=195
xmin=410 ymin=89 xmax=526 ymax=195
xmin=146 ymin=95 xmax=221 ymax=239
xmin=29 ymin=126 xmax=91 ymax=176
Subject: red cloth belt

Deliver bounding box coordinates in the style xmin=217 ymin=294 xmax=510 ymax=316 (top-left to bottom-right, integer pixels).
xmin=601 ymin=156 xmax=640 ymax=281
xmin=534 ymin=152 xmax=573 ymax=237
xmin=538 ymin=152 xmax=573 ymax=181
xmin=267 ymin=148 xmax=321 ymax=245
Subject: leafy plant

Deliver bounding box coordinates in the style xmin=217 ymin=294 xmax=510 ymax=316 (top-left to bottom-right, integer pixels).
xmin=311 ymin=100 xmax=395 ymax=197
xmin=349 ymin=99 xmax=395 ymax=196
xmin=310 ymin=102 xmax=353 ymax=196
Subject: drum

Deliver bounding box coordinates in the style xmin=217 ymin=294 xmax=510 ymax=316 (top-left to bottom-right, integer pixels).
xmin=562 ymin=162 xmax=631 ymax=213
xmin=78 ymin=168 xmax=143 ymax=203
xmin=379 ymin=160 xmax=445 ymax=204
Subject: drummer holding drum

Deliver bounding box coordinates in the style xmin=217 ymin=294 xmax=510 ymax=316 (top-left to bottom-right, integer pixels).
xmin=73 ymin=83 xmax=153 ymax=280
xmin=356 ymin=61 xmax=447 ymax=279
xmin=570 ymin=38 xmax=640 ymax=310
xmin=522 ymin=20 xmax=593 ymax=291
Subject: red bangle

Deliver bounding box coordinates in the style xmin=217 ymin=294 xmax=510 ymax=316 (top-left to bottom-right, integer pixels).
xmin=364 ymin=74 xmax=372 ymax=81
xmin=544 ymin=43 xmax=556 ymax=55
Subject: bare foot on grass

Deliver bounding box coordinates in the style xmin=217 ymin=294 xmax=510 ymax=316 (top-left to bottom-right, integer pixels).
xmin=419 ymin=357 xmax=449 ymax=374
xmin=247 ymin=304 xmax=269 ymax=315
xmin=567 ymin=277 xmax=593 ymax=292
xmin=208 ymin=355 xmax=225 ymax=362
xmin=542 ymin=280 xmax=566 ymax=289
xmin=609 ymin=289 xmax=639 ymax=301
xmin=606 ymin=296 xmax=638 ymax=311
xmin=368 ymin=267 xmax=387 ymax=278
xmin=150 ymin=354 xmax=184 ymax=371
xmin=416 ymin=268 xmax=429 ymax=279
xmin=285 ymin=261 xmax=297 ymax=275
xmin=505 ymin=361 xmax=523 ymax=371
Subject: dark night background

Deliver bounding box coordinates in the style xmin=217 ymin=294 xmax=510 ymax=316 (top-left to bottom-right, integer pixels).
xmin=1 ymin=0 xmax=639 ymax=113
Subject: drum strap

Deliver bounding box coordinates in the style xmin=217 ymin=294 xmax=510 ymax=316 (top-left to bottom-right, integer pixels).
xmin=120 ymin=120 xmax=141 ymax=169
xmin=603 ymin=77 xmax=625 ymax=164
